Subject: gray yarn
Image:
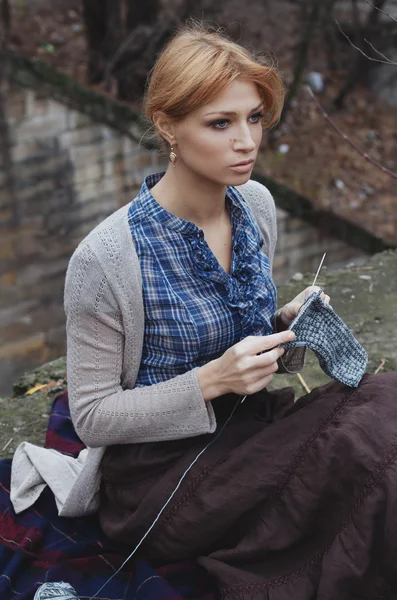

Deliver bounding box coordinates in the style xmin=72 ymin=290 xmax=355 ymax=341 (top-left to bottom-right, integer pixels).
xmin=281 ymin=291 xmax=368 ymax=388
xmin=33 ymin=582 xmax=79 ymax=599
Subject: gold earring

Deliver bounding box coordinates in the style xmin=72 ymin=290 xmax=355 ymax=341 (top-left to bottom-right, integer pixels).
xmin=169 ymin=145 xmax=177 ymax=168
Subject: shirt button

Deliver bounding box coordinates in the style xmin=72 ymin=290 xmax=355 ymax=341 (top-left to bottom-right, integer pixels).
xmin=197 ymin=233 xmax=200 ymax=238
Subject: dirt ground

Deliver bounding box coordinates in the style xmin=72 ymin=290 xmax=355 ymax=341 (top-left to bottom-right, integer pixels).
xmin=6 ymin=0 xmax=397 ymax=243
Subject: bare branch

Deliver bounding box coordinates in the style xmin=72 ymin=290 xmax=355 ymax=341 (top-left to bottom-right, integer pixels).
xmin=363 ymin=0 xmax=397 ymax=24
xmin=307 ymin=86 xmax=397 ymax=180
xmin=335 ymin=19 xmax=396 ymax=66
xmin=364 ymin=37 xmax=397 ymax=66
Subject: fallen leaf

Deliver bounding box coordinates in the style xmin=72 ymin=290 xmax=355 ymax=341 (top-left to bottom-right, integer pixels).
xmin=25 ymin=383 xmax=47 ymax=395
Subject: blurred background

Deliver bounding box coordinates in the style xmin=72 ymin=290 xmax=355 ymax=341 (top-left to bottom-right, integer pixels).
xmin=0 ymin=0 xmax=396 ymax=395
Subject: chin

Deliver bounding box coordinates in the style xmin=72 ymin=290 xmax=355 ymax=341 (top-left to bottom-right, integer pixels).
xmin=203 ymin=170 xmax=253 ymax=188
xmin=225 ymin=172 xmax=252 ymax=186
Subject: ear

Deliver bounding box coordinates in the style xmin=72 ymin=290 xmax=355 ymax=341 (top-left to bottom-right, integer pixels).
xmin=152 ymin=111 xmax=177 ymax=146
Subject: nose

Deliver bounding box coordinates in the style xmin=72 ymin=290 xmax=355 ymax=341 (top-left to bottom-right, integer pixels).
xmin=232 ymin=123 xmax=257 ymax=153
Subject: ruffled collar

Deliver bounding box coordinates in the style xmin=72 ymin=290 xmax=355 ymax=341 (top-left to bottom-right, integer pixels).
xmin=129 ymin=171 xmax=276 ymax=337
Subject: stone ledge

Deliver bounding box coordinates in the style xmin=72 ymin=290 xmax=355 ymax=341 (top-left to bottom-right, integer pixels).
xmin=0 ymin=357 xmax=67 ymax=458
xmin=6 ymin=50 xmax=154 ymax=149
xmin=1 ymin=250 xmax=396 ymax=459
xmin=252 ymin=172 xmax=396 ymax=256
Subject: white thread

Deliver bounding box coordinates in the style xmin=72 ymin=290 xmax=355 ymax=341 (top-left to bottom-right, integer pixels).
xmin=89 ymin=394 xmax=247 ymax=599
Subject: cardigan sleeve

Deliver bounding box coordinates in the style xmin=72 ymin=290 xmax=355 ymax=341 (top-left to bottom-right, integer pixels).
xmin=64 ymin=243 xmax=217 ymax=448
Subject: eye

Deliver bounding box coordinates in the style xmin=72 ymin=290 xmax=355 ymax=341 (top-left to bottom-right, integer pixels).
xmin=210 ymin=119 xmax=230 ymax=129
xmin=249 ymin=112 xmax=264 ymax=124
xmin=210 ymin=112 xmax=264 ymax=129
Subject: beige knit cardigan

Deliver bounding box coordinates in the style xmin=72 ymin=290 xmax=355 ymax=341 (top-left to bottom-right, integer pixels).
xmin=10 ymin=179 xmax=304 ymax=517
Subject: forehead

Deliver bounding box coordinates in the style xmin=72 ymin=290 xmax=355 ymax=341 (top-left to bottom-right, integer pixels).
xmin=198 ymin=79 xmax=262 ymax=115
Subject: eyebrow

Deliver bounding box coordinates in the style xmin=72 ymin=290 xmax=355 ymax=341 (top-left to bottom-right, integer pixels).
xmin=204 ymin=102 xmax=264 ymax=117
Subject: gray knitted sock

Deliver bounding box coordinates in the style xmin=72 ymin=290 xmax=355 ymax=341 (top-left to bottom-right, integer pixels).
xmin=281 ymin=291 xmax=368 ymax=387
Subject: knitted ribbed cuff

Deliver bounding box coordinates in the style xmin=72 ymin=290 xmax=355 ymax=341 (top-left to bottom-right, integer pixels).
xmin=272 ymin=310 xmax=307 ymax=374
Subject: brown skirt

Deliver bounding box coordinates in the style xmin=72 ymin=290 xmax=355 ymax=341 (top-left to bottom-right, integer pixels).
xmin=99 ymin=373 xmax=397 ymax=599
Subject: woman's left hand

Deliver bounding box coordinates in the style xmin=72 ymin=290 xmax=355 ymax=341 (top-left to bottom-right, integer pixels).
xmin=277 ymin=286 xmax=331 ymax=328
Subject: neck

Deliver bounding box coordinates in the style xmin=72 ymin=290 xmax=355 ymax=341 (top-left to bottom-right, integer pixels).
xmin=151 ymin=165 xmax=228 ymax=228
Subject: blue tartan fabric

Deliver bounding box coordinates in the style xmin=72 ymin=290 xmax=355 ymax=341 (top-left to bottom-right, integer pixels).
xmin=282 ymin=291 xmax=368 ymax=387
xmin=0 ymin=392 xmax=217 ymax=600
xmin=128 ymin=172 xmax=277 ymax=387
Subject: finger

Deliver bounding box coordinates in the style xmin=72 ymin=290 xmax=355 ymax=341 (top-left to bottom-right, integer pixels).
xmin=302 ymin=286 xmax=322 ymax=301
xmin=243 ymin=372 xmax=275 ymax=396
xmin=252 ymin=346 xmax=285 ymax=368
xmin=252 ymin=373 xmax=275 ymax=393
xmin=307 ymin=285 xmax=322 ymax=295
xmin=238 ymin=331 xmax=295 ymax=356
xmin=257 ymin=330 xmax=296 ymax=353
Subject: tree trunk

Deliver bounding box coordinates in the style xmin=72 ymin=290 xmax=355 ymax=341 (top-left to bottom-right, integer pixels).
xmin=322 ymin=0 xmax=340 ymax=71
xmin=82 ymin=0 xmax=222 ymax=102
xmin=0 ymin=45 xmax=19 ymax=227
xmin=1 ymin=0 xmax=11 ymax=40
xmin=334 ymin=0 xmax=388 ymax=109
xmin=116 ymin=0 xmax=202 ymax=102
xmin=82 ymin=0 xmax=123 ymax=83
xmin=276 ymin=0 xmax=320 ymax=131
xmin=126 ymin=0 xmax=160 ymax=29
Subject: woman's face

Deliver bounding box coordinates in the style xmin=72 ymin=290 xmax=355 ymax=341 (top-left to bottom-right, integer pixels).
xmin=172 ymin=79 xmax=264 ymax=186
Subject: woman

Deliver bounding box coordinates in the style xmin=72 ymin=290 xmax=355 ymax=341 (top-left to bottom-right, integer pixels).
xmin=63 ymin=24 xmax=397 ymax=600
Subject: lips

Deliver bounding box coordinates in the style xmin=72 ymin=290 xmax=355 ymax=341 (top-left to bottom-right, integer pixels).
xmin=230 ymin=159 xmax=254 ymax=167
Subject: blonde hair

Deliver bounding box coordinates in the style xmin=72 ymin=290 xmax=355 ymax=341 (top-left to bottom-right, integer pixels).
xmin=144 ymin=23 xmax=284 ymax=138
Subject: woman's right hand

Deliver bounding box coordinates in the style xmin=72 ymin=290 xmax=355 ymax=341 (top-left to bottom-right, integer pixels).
xmin=197 ymin=330 xmax=296 ymax=402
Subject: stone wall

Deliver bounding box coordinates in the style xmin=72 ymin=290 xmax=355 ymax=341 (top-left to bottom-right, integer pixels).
xmin=0 ymin=84 xmax=166 ymax=395
xmin=0 ymin=81 xmax=369 ymax=396
xmin=274 ymin=209 xmax=368 ymax=275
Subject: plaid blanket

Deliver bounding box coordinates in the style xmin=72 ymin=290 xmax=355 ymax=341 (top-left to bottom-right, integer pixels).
xmin=0 ymin=392 xmax=217 ymax=600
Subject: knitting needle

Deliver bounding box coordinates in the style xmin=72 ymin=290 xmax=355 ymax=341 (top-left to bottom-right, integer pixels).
xmin=311 ymin=252 xmax=326 ymax=288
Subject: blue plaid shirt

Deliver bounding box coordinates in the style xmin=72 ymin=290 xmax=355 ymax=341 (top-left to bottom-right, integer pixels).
xmin=128 ymin=173 xmax=277 ymax=387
